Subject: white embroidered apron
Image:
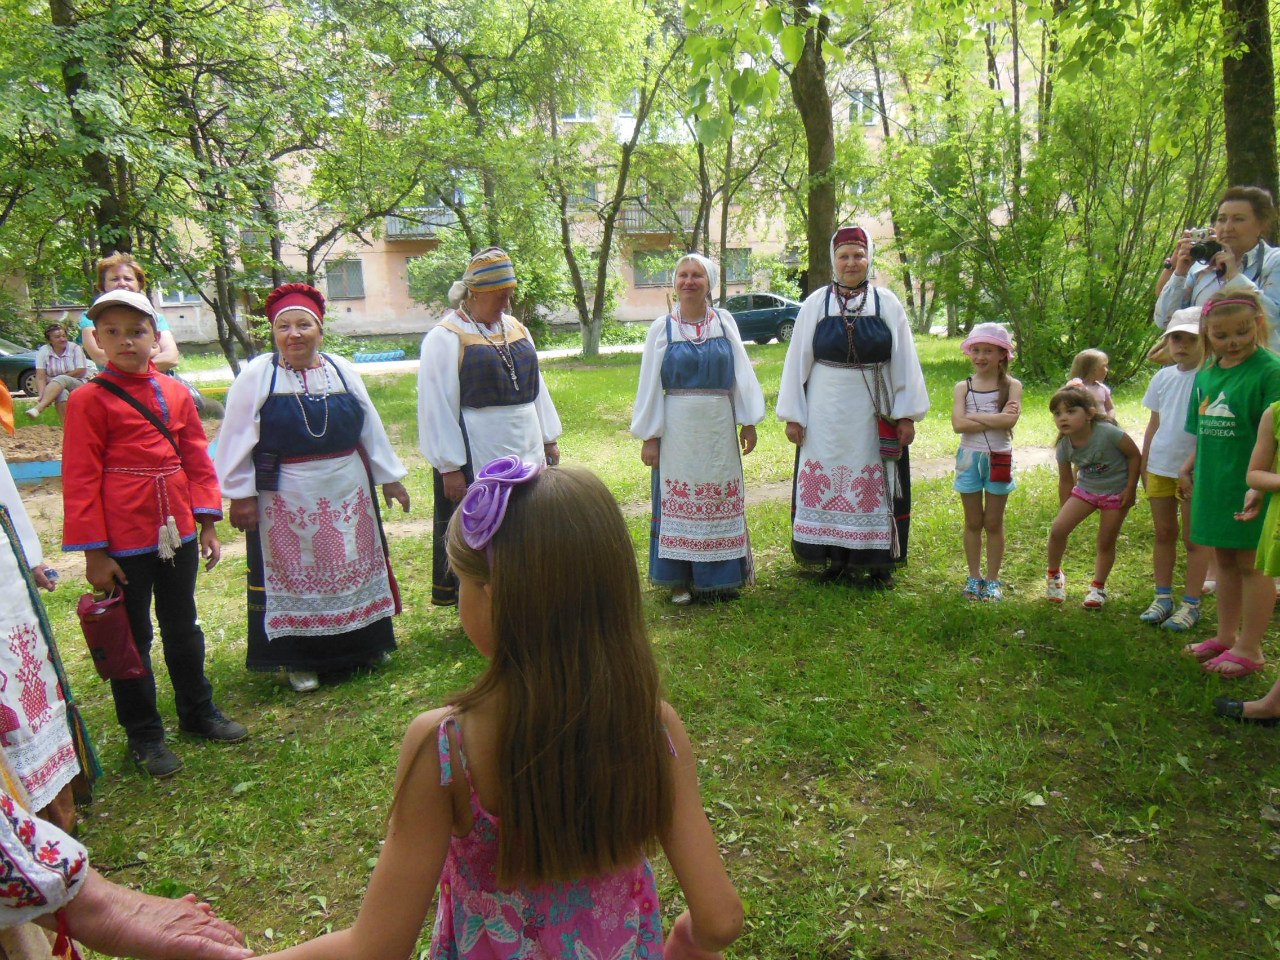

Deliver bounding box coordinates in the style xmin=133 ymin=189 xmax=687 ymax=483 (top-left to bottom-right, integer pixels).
xmin=657 ymin=392 xmax=749 ymax=562
xmin=258 ymin=450 xmax=395 ymax=638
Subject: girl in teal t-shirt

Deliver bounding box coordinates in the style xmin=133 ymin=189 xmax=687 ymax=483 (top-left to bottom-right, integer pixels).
xmin=1184 ymin=289 xmax=1280 ymax=678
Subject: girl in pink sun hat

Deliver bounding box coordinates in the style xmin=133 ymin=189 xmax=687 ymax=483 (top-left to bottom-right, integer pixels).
xmin=952 ymin=323 xmax=1022 ymax=600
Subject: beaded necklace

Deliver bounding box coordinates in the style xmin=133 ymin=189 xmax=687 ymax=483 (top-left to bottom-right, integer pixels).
xmin=673 ymin=303 xmax=714 ymax=345
xmin=285 ymin=358 xmax=330 ymax=438
xmin=461 ymin=308 xmax=520 ymax=389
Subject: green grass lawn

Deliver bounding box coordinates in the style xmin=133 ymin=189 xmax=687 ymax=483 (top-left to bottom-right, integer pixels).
xmin=39 ymin=338 xmax=1280 ymax=960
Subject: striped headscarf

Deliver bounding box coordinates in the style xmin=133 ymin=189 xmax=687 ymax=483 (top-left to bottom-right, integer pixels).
xmin=449 ymin=247 xmax=517 ymax=305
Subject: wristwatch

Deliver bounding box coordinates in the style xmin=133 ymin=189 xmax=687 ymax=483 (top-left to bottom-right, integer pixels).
xmin=1163 ymin=258 xmax=1174 ymax=269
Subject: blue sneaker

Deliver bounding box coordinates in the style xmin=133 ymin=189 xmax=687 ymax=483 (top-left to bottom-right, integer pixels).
xmin=982 ymin=579 xmax=1005 ymax=602
xmin=963 ymin=576 xmax=984 ymax=601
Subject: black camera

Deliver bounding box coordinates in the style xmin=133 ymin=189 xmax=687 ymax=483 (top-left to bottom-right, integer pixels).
xmin=1188 ymin=227 xmax=1223 ymax=264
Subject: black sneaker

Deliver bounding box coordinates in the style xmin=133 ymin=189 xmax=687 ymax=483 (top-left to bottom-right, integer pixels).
xmin=179 ymin=708 xmax=248 ymax=743
xmin=130 ymin=740 xmax=184 ymax=778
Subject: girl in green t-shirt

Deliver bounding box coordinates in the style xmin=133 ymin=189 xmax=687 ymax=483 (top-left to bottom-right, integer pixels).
xmin=1183 ymin=289 xmax=1280 ymax=679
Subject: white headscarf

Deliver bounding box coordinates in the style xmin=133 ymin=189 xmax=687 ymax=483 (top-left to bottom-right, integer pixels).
xmin=829 ymin=226 xmax=874 ymax=279
xmin=672 ymin=253 xmax=719 ymax=302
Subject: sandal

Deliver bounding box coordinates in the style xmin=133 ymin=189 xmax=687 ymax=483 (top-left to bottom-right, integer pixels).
xmin=1202 ymin=650 xmax=1266 ymax=678
xmin=1183 ymin=638 xmax=1230 ymax=663
xmin=1213 ymin=696 xmax=1280 ymax=727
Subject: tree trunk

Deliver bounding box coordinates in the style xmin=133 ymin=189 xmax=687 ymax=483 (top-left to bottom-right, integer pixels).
xmin=48 ymin=0 xmax=129 ymax=255
xmin=788 ymin=7 xmax=836 ymax=294
xmin=718 ymin=130 xmax=734 ymax=302
xmin=1222 ymin=0 xmax=1279 ymax=210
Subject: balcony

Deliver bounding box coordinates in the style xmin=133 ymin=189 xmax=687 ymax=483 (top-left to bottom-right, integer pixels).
xmin=385 ymin=207 xmax=458 ymax=240
xmin=618 ymin=204 xmax=696 ymax=235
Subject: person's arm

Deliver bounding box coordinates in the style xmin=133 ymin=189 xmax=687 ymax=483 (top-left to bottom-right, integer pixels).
xmin=951 ymin=381 xmax=983 ymax=434
xmin=1153 ymin=233 xmax=1195 ymax=329
xmin=268 ymin=709 xmax=454 ymax=960
xmin=60 ymin=390 xmax=113 ymax=558
xmin=334 ymin=356 xmax=407 ymax=486
xmin=151 ymin=329 xmax=181 ymax=372
xmin=1240 ymin=406 xmax=1280 ymax=520
xmin=630 ymin=319 xmax=668 ymax=443
xmin=51 ymin=870 xmax=251 ymax=960
xmin=416 ymin=325 xmax=467 ymax=474
xmin=883 ymin=291 xmax=930 ymax=423
xmin=1139 ymin=411 xmax=1159 ymax=487
xmin=1117 ymin=431 xmax=1141 ymax=509
xmin=1057 ymin=452 xmax=1074 ymax=506
xmin=213 ymin=356 xmax=269 ymax=501
xmin=1178 ymin=443 xmax=1196 ymax=500
xmin=1103 ymin=387 xmax=1117 ymax=419
xmin=776 ymin=293 xmax=819 ymax=430
xmin=81 ymin=325 xmax=108 ymax=367
xmin=718 ymin=310 xmax=766 ymax=427
xmin=67 ymin=343 xmax=87 ymax=379
xmin=33 ymin=346 xmax=48 ymax=395
xmin=657 ymin=703 xmax=743 ymax=959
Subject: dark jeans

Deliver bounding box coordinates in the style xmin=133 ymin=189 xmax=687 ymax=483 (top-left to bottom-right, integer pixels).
xmin=109 ymin=540 xmax=214 ymax=745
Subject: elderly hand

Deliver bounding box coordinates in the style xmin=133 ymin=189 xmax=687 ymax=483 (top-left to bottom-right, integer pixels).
xmin=32 ymin=564 xmax=57 ymax=592
xmin=739 ymin=425 xmax=757 ymax=456
xmin=442 ymin=470 xmax=468 ymax=502
xmin=1210 ymin=246 xmax=1240 ymax=280
xmin=640 ymin=438 xmax=660 ymax=467
xmin=1171 ymin=232 xmax=1195 ymax=277
xmin=56 ymin=870 xmax=252 ymax=960
xmin=382 ymin=482 xmax=410 ymax=513
xmin=784 ymin=422 xmax=805 ymax=446
xmin=543 ymin=442 xmax=561 ymax=466
xmin=228 ymin=497 xmax=258 ymax=532
xmin=896 ymin=418 xmax=915 ymax=446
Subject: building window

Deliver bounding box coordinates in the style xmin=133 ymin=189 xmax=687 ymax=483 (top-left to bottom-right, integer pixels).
xmin=572 ymin=180 xmax=599 ymax=207
xmin=724 ymin=248 xmax=751 ymax=284
xmin=631 ymin=251 xmax=673 ymax=287
xmin=561 ymin=102 xmax=595 ymax=122
xmin=160 ymin=281 xmax=201 ymax=305
xmin=850 ymin=90 xmax=877 ymax=126
xmin=326 ymin=259 xmax=365 ymax=299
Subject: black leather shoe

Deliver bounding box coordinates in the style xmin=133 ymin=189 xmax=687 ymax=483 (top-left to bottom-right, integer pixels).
xmin=1214 ymin=696 xmax=1280 ymax=727
xmin=130 ymin=740 xmax=183 ymax=778
xmin=180 ymin=708 xmax=249 ymax=743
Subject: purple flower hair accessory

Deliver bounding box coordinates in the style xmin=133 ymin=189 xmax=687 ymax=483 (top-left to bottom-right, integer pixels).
xmin=459 ymin=456 xmax=543 ymax=553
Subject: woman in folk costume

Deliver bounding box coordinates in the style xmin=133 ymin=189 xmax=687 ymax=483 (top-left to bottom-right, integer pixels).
xmin=777 ymin=225 xmax=929 ymax=588
xmin=631 ymin=253 xmax=765 ymax=604
xmin=217 ymin=284 xmax=410 ymax=694
xmin=0 ymin=433 xmax=98 ymax=832
xmin=417 ymin=247 xmax=562 ymax=606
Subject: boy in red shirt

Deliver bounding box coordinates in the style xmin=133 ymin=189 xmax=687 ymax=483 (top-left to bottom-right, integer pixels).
xmin=63 ymin=289 xmax=247 ymax=778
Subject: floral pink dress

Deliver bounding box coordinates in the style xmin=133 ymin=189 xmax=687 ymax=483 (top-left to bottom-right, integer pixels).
xmin=430 ymin=714 xmax=665 ymax=959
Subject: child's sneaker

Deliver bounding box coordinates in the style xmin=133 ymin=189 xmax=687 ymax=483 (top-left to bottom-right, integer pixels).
xmin=1161 ymin=602 xmax=1201 ymax=632
xmin=982 ymin=579 xmax=1005 ymax=602
xmin=963 ymin=576 xmax=984 ymax=601
xmin=1083 ymin=585 xmax=1107 ymax=609
xmin=1139 ymin=596 xmax=1174 ymax=624
xmin=1045 ymin=572 xmax=1066 ymax=603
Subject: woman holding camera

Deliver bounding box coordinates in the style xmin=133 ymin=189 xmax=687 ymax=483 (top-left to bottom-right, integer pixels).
xmin=1155 ymin=186 xmax=1280 ymax=348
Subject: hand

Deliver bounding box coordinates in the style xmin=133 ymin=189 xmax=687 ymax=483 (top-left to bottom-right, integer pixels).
xmin=442 ymin=470 xmax=468 ymax=502
xmin=665 ymin=911 xmax=724 ymax=960
xmin=640 ymin=438 xmax=660 ymax=467
xmin=228 ymin=497 xmax=258 ymax=532
xmin=543 ymin=441 xmax=561 ymax=466
xmin=1237 ymin=488 xmax=1265 ymax=522
xmin=199 ymin=523 xmax=221 ymax=571
xmin=1065 ymin=377 xmax=1084 ymax=388
xmin=785 ymin=421 xmax=805 ymax=446
xmin=85 ymin=550 xmax=126 ymax=592
xmin=896 ymin=418 xmax=915 ymax=446
xmin=1178 ymin=471 xmax=1194 ymax=500
xmin=1172 ymin=232 xmax=1194 ymax=276
xmin=1120 ymin=487 xmax=1136 ymax=510
xmin=32 ymin=564 xmax=57 ymax=592
xmin=382 ymin=481 xmax=410 ymax=513
xmin=1210 ymin=246 xmax=1240 ymax=280
xmin=739 ymin=425 xmax=757 ymax=456
xmin=58 ymin=870 xmax=252 ymax=960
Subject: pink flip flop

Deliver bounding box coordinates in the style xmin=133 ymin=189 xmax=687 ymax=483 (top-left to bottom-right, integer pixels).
xmin=1202 ymin=650 xmax=1266 ymax=678
xmin=1184 ymin=639 xmax=1230 ymax=663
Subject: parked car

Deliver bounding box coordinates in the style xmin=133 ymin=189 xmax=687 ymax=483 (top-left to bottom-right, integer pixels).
xmin=717 ymin=292 xmax=802 ymax=344
xmin=0 ymin=337 xmax=39 ymax=396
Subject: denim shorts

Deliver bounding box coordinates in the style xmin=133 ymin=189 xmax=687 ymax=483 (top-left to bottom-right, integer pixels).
xmin=953 ymin=448 xmax=1016 ymax=495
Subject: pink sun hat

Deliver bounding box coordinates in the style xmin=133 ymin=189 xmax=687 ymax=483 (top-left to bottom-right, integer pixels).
xmin=961 ymin=322 xmax=1016 ymax=359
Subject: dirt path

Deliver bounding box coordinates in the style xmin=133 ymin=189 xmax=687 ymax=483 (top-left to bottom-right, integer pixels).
xmin=17 ymin=445 xmax=1061 ymax=563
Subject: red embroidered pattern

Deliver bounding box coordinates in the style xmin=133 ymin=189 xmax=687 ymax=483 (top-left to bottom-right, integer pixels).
xmin=268 ymin=595 xmax=395 ymax=632
xmin=24 ymin=743 xmax=76 ymax=794
xmin=797 ymin=459 xmax=831 ymax=508
xmin=660 ymin=478 xmax=745 ymax=520
xmin=9 ymin=625 xmax=50 ymax=732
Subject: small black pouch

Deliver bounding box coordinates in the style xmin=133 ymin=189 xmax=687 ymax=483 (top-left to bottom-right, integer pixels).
xmin=254 ymin=451 xmax=281 ymax=491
